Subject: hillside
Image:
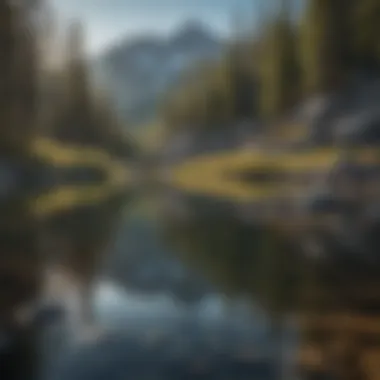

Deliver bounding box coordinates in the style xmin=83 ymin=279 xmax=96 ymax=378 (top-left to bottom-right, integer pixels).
xmin=92 ymin=21 xmax=224 ymax=130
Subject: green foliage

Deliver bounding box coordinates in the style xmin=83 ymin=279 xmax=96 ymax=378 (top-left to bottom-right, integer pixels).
xmin=299 ymin=0 xmax=350 ymax=93
xmin=259 ymin=14 xmax=299 ymax=120
xmin=223 ymin=45 xmax=258 ymax=121
xmin=47 ymin=21 xmax=135 ymax=158
xmin=162 ymin=44 xmax=257 ymax=134
xmin=352 ymin=0 xmax=380 ymax=68
xmin=0 ymin=0 xmax=134 ymax=160
xmin=160 ymin=0 xmax=380 ymax=134
xmin=0 ymin=0 xmax=39 ymax=157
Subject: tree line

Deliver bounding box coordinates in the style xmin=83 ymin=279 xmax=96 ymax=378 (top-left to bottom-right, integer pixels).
xmin=162 ymin=0 xmax=380 ymax=133
xmin=0 ymin=0 xmax=135 ymax=162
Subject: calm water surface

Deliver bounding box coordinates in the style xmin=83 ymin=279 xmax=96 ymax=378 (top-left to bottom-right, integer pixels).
xmin=40 ymin=189 xmax=299 ymax=380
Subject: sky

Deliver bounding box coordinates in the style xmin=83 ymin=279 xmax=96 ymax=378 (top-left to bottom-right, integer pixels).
xmin=50 ymin=0 xmax=259 ymax=55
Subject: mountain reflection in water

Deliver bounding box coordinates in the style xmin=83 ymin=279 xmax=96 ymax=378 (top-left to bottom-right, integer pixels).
xmin=39 ymin=189 xmax=300 ymax=380
xmin=11 ymin=175 xmax=380 ymax=380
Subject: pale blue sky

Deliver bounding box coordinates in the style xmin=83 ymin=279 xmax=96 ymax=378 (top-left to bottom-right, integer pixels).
xmin=50 ymin=0 xmax=262 ymax=54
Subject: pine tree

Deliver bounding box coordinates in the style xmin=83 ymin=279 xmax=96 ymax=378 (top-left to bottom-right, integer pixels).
xmin=52 ymin=20 xmax=134 ymax=155
xmin=223 ymin=44 xmax=256 ymax=122
xmin=352 ymin=0 xmax=380 ymax=70
xmin=91 ymin=91 xmax=135 ymax=157
xmin=0 ymin=0 xmax=39 ymax=156
xmin=299 ymin=0 xmax=349 ymax=94
xmin=65 ymin=21 xmax=93 ymax=144
xmin=163 ymin=44 xmax=258 ymax=134
xmin=52 ymin=21 xmax=97 ymax=146
xmin=259 ymin=0 xmax=299 ymax=120
xmin=223 ymin=8 xmax=256 ymax=122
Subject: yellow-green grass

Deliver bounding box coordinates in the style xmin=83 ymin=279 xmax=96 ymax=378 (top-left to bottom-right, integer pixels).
xmin=32 ymin=138 xmax=111 ymax=167
xmin=30 ymin=161 xmax=130 ymax=218
xmin=170 ymin=147 xmax=380 ymax=202
xmin=171 ymin=149 xmax=280 ymax=201
xmin=29 ymin=138 xmax=131 ymax=217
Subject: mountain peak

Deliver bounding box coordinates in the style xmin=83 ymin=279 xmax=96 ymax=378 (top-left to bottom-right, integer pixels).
xmin=169 ymin=20 xmax=218 ymax=48
xmin=93 ymin=19 xmax=223 ymax=126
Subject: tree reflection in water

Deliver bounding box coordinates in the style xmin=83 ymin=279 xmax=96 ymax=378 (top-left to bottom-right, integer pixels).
xmin=159 ymin=192 xmax=306 ymax=379
xmin=39 ymin=192 xmax=133 ymax=327
xmin=38 ymin=191 xmax=133 ymax=378
xmin=4 ymin=185 xmax=380 ymax=380
xmin=0 ymin=198 xmax=43 ymax=380
xmin=158 ymin=189 xmax=380 ymax=380
xmin=0 ymin=189 xmax=132 ymax=380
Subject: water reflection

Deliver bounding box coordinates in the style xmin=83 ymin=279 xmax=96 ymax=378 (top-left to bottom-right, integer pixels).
xmin=39 ymin=190 xmax=291 ymax=380
xmin=89 ymin=186 xmax=380 ymax=380
xmin=158 ymin=191 xmax=304 ymax=379
xmin=0 ymin=199 xmax=41 ymax=380
xmin=3 ymin=172 xmax=380 ymax=380
xmin=159 ymin=192 xmax=303 ymax=316
xmin=38 ymin=190 xmax=133 ymax=377
xmin=153 ymin=183 xmax=380 ymax=380
xmin=0 ymin=185 xmax=133 ymax=379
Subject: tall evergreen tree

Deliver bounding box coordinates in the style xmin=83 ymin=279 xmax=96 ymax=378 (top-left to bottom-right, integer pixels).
xmin=352 ymin=0 xmax=380 ymax=70
xmin=52 ymin=21 xmax=97 ymax=146
xmin=299 ymin=0 xmax=349 ymax=94
xmin=259 ymin=0 xmax=299 ymax=121
xmin=163 ymin=45 xmax=257 ymax=134
xmin=48 ymin=22 xmax=134 ymax=158
xmin=223 ymin=43 xmax=257 ymax=122
xmin=91 ymin=91 xmax=135 ymax=158
xmin=0 ymin=0 xmax=39 ymax=156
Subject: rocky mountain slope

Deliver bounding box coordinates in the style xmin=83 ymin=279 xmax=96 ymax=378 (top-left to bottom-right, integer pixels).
xmin=92 ymin=21 xmax=223 ymax=129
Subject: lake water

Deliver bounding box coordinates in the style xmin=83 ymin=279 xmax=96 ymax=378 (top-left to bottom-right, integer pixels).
xmin=7 ymin=168 xmax=376 ymax=380
xmin=35 ymin=189 xmax=300 ymax=380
